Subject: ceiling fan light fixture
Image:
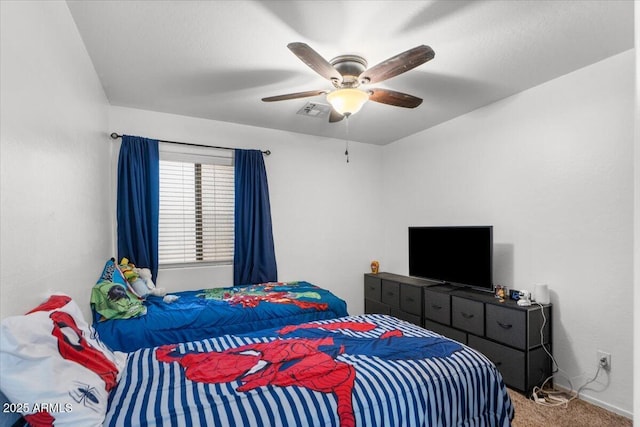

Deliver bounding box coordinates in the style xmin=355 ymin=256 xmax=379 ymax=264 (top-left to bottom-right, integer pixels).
xmin=326 ymin=88 xmax=369 ymax=116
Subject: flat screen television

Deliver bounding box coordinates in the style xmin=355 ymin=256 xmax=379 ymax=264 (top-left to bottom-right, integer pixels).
xmin=408 ymin=226 xmax=493 ymax=291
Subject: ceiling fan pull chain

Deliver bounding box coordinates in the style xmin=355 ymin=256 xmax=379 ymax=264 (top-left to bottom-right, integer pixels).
xmin=344 ymin=115 xmax=350 ymax=163
xmin=345 ymin=140 xmax=349 ymax=163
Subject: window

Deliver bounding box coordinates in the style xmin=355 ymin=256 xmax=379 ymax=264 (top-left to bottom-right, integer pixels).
xmin=158 ymin=145 xmax=234 ymax=266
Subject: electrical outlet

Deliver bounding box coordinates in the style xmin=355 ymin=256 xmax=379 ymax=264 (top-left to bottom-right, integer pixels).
xmin=597 ymin=350 xmax=611 ymax=370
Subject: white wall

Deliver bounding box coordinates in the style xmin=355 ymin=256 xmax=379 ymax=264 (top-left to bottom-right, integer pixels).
xmin=381 ymin=50 xmax=635 ymax=417
xmin=0 ymin=2 xmax=112 ymax=321
xmin=633 ymin=2 xmax=639 ymax=424
xmin=109 ymin=107 xmax=383 ymax=315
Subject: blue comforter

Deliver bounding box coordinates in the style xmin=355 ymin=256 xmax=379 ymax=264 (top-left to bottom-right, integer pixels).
xmin=94 ymin=281 xmax=348 ymax=352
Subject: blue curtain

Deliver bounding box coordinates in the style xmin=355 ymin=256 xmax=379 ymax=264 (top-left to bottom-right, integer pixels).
xmin=117 ymin=135 xmax=160 ymax=281
xmin=234 ymin=149 xmax=277 ymax=285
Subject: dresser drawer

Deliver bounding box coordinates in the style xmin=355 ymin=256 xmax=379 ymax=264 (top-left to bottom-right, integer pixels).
xmin=400 ymin=284 xmax=422 ymax=316
xmin=424 ymin=319 xmax=467 ymax=344
xmin=364 ymin=275 xmax=381 ymax=302
xmin=485 ymin=304 xmax=527 ymax=349
xmin=468 ymin=335 xmax=525 ymax=391
xmin=424 ymin=290 xmax=451 ymax=325
xmin=452 ymin=296 xmax=484 ymax=336
xmin=381 ymin=280 xmax=400 ymax=308
xmin=365 ymin=299 xmax=390 ymax=315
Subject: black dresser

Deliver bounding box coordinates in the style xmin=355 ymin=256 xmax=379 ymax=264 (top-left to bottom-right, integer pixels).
xmin=364 ymin=272 xmax=553 ymax=393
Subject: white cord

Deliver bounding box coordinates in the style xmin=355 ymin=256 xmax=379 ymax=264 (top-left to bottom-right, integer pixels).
xmin=530 ymin=303 xmax=605 ymax=407
xmin=534 ymin=302 xmax=558 ymax=373
xmin=575 ymin=364 xmax=603 ymax=398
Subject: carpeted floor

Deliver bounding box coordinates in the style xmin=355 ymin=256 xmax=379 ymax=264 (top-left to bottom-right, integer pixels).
xmin=508 ymin=388 xmax=631 ymax=427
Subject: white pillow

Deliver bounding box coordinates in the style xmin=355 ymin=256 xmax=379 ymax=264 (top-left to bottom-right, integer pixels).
xmin=0 ymin=294 xmax=126 ymax=426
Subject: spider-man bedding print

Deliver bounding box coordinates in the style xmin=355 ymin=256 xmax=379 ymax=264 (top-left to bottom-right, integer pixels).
xmin=29 ymin=295 xmax=119 ymax=393
xmin=196 ymin=282 xmax=331 ymax=310
xmin=1 ymin=295 xmax=125 ymax=427
xmin=49 ymin=310 xmax=119 ymax=392
xmin=156 ymin=321 xmax=462 ymax=427
xmin=20 ymin=296 xmax=122 ymax=426
xmin=105 ymin=314 xmax=514 ymax=427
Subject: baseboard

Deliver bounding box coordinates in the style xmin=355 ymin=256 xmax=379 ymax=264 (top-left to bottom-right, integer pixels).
xmin=553 ymin=384 xmax=633 ymax=420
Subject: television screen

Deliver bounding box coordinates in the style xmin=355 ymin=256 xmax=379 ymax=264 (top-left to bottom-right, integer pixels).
xmin=408 ymin=226 xmax=493 ymax=290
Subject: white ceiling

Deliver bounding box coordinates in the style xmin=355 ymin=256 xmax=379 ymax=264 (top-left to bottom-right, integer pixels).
xmin=66 ymin=0 xmax=634 ymax=146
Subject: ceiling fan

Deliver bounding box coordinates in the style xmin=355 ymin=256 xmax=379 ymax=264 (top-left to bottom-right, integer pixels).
xmin=262 ymin=42 xmax=435 ymax=123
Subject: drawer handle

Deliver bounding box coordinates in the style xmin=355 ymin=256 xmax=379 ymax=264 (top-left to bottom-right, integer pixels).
xmin=497 ymin=321 xmax=513 ymax=330
xmin=406 ymin=297 xmax=414 ymax=302
xmin=431 ymin=304 xmax=442 ymax=310
xmin=461 ymin=312 xmax=474 ymax=319
xmin=386 ymin=292 xmax=395 ymax=296
xmin=494 ymin=361 xmax=503 ymax=367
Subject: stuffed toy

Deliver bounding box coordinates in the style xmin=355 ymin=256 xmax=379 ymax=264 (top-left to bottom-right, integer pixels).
xmin=119 ymin=258 xmax=166 ymax=298
xmin=118 ymin=258 xmax=139 ymax=284
xmin=133 ymin=267 xmax=166 ymax=297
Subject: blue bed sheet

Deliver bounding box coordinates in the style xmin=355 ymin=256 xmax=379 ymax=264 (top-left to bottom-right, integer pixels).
xmin=105 ymin=314 xmax=514 ymax=427
xmin=94 ymin=281 xmax=348 ymax=352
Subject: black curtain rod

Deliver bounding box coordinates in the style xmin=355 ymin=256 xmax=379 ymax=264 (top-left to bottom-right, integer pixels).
xmin=110 ymin=133 xmax=271 ymax=156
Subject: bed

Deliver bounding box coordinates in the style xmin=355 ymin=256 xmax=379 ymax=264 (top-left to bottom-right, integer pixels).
xmin=1 ymin=296 xmax=513 ymax=426
xmin=93 ymin=280 xmax=349 ymax=352
xmin=105 ymin=314 xmax=514 ymax=426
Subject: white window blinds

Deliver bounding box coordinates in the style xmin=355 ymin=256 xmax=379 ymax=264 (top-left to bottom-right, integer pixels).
xmin=158 ymin=145 xmax=234 ymax=266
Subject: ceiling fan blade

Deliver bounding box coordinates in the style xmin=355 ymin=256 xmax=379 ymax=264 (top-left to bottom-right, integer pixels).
xmin=368 ymin=88 xmax=423 ymax=108
xmin=329 ymin=109 xmax=344 ymax=123
xmin=287 ymin=42 xmax=342 ymax=83
xmin=359 ymin=45 xmax=435 ymax=85
xmin=262 ymin=90 xmax=328 ymax=102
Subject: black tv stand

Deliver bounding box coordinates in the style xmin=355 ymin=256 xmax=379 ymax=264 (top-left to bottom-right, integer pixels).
xmin=364 ymin=272 xmax=552 ymax=393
